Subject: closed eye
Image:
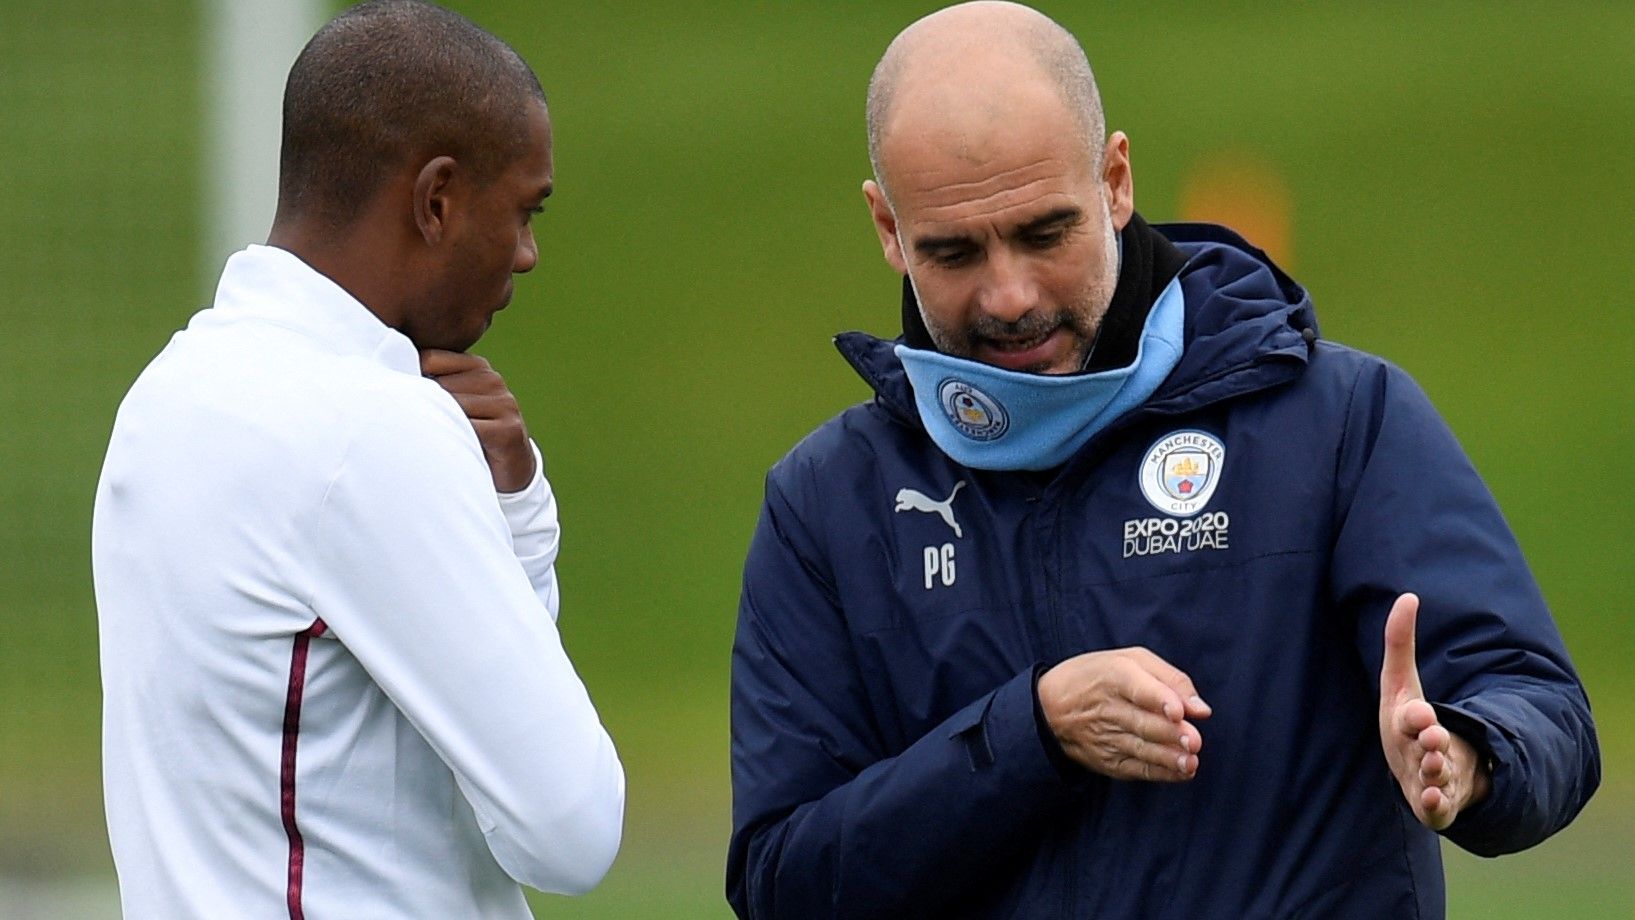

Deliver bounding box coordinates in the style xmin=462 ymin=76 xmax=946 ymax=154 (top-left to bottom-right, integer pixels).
xmin=1021 ymin=229 xmax=1066 ymax=249
xmin=1013 ymin=207 xmax=1083 ymax=248
xmin=914 ymin=233 xmax=980 ymax=268
xmin=929 ymin=246 xmax=977 ymax=267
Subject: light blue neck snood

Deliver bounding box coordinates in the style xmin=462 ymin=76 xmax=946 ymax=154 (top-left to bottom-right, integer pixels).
xmin=895 ymin=276 xmax=1186 ymax=471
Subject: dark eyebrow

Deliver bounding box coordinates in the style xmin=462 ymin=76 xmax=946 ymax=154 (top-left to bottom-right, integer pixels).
xmin=911 ymin=205 xmax=1085 ymax=255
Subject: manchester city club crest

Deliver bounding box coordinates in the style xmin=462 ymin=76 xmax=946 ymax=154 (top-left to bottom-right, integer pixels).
xmin=1139 ymin=430 xmax=1225 ymax=516
xmin=937 ymin=378 xmax=1009 ymax=441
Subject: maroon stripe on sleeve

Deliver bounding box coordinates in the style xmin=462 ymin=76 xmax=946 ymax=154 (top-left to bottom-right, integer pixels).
xmin=281 ymin=617 xmax=328 ymax=920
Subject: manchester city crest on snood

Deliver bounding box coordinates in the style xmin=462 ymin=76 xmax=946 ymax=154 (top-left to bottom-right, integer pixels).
xmin=1139 ymin=430 xmax=1225 ymax=516
xmin=938 ymin=378 xmax=1009 ymax=441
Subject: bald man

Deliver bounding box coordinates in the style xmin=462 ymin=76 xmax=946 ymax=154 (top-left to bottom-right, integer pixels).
xmin=93 ymin=3 xmax=622 ymax=916
xmin=727 ymin=4 xmax=1598 ymax=917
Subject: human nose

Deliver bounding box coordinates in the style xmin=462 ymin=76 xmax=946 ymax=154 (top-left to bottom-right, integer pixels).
xmin=975 ymin=249 xmax=1037 ymax=323
xmin=514 ymin=226 xmax=539 ymax=273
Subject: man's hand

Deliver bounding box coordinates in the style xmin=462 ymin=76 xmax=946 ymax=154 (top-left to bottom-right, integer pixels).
xmin=420 ymin=350 xmax=536 ymax=493
xmin=1037 ymin=647 xmax=1211 ymax=782
xmin=1379 ymin=593 xmax=1490 ymax=830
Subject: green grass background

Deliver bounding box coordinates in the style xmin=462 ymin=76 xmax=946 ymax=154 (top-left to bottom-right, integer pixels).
xmin=2 ymin=1 xmax=1630 ymax=916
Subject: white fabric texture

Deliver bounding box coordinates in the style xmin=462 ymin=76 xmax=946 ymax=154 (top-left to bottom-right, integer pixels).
xmin=92 ymin=245 xmax=624 ymax=919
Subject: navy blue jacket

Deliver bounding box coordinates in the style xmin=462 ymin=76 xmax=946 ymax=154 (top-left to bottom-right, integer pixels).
xmin=728 ymin=224 xmax=1599 ymax=919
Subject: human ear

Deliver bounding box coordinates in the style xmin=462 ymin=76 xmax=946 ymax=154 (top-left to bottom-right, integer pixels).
xmin=1102 ymin=131 xmax=1135 ymax=232
xmin=412 ymin=156 xmax=459 ymax=245
xmin=862 ymin=179 xmax=908 ymax=276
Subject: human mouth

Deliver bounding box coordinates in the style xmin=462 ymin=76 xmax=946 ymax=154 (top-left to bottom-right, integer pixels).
xmin=976 ymin=326 xmax=1071 ymax=372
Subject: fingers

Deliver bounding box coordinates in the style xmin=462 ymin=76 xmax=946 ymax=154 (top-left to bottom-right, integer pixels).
xmin=1417 ymin=721 xmax=1450 ymax=754
xmin=443 ymin=392 xmax=519 ymax=422
xmin=1392 ymin=698 xmax=1438 ymax=740
xmin=1418 ymin=741 xmax=1460 ymax=830
xmin=1118 ymin=671 xmax=1185 ymax=723
xmin=419 ymin=348 xmax=488 ymax=377
xmin=416 ymin=350 xmax=535 ymax=492
xmin=1096 ymin=722 xmax=1200 ymax=783
xmin=1415 ymin=722 xmax=1453 ymax=789
xmin=1379 ymin=593 xmax=1423 ymax=702
xmin=1384 ymin=700 xmax=1469 ymax=830
xmin=421 ymin=352 xmax=515 ymax=399
xmin=1378 ymin=594 xmax=1449 ymax=828
xmin=1420 ymin=786 xmax=1454 ymax=830
xmin=425 ymin=367 xmax=507 ymax=397
xmin=1416 ymin=730 xmax=1486 ymax=831
xmin=1420 ymin=749 xmax=1448 ymax=784
xmin=1123 ymin=648 xmax=1211 ymax=721
xmin=1374 ymin=595 xmax=1487 ymax=832
xmin=420 ymin=352 xmax=523 ymax=423
xmin=1039 ymin=648 xmax=1208 ymax=783
xmin=1118 ymin=703 xmax=1203 ymax=756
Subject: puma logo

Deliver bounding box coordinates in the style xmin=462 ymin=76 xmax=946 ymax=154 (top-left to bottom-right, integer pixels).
xmin=894 ymin=481 xmax=967 ymax=538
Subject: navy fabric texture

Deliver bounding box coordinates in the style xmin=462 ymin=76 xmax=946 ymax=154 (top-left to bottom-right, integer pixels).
xmin=727 ymin=223 xmax=1599 ymax=919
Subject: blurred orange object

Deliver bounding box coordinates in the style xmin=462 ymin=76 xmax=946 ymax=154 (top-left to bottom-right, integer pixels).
xmin=1179 ymin=150 xmax=1294 ymax=269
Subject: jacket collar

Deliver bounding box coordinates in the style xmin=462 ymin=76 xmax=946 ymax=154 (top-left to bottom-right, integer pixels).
xmin=210 ymin=244 xmax=422 ymax=377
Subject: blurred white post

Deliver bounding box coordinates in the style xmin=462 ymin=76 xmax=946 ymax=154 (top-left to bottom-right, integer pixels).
xmin=202 ymin=0 xmax=325 ymax=284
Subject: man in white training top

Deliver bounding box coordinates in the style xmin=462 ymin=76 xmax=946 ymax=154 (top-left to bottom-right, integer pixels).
xmin=91 ymin=3 xmax=624 ymax=916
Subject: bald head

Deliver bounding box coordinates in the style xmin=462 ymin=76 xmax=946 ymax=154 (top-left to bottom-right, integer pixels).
xmin=276 ymin=0 xmax=546 ymax=228
xmin=865 ymin=2 xmax=1104 ymax=198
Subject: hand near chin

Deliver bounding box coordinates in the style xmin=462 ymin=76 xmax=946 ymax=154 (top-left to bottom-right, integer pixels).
xmin=420 ymin=350 xmax=536 ymax=492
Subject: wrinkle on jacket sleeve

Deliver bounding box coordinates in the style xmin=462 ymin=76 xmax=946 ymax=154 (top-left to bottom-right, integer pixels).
xmin=1330 ymin=361 xmax=1599 ymax=856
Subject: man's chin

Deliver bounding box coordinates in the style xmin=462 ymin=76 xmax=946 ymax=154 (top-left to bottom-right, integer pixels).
xmin=453 ymin=312 xmax=501 ymax=352
xmin=409 ymin=325 xmax=484 ymax=354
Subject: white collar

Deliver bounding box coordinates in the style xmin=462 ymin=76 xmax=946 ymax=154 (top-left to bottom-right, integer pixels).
xmin=211 ymin=244 xmax=422 ymax=376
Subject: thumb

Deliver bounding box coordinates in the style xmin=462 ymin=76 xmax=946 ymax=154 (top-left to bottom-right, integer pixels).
xmin=1380 ymin=592 xmax=1424 ymax=703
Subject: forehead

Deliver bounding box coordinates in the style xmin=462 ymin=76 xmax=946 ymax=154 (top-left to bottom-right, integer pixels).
xmin=501 ymin=100 xmax=553 ymax=186
xmin=879 ymin=82 xmax=1096 ymax=229
xmin=886 ymin=130 xmax=1095 ymax=231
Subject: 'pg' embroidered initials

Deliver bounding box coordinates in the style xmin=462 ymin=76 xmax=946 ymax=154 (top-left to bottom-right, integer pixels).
xmin=922 ymin=543 xmax=956 ymax=589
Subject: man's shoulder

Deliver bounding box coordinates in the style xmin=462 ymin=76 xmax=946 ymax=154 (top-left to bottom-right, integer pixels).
xmin=115 ymin=314 xmax=471 ymax=480
xmin=768 ymin=399 xmax=906 ymax=490
xmin=1308 ymin=338 xmax=1392 ymax=373
xmin=1302 ymin=339 xmax=1429 ymax=408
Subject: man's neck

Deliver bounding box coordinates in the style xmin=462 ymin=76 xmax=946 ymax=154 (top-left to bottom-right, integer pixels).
xmin=266 ymin=217 xmax=403 ymax=331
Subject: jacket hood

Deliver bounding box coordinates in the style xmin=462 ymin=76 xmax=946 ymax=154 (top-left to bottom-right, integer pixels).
xmin=835 ymin=221 xmax=1319 ymax=428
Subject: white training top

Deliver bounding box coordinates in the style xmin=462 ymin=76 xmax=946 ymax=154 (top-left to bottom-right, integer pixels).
xmin=92 ymin=245 xmax=624 ymax=919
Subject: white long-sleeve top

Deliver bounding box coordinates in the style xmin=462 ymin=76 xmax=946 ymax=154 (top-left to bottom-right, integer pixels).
xmin=92 ymin=245 xmax=624 ymax=919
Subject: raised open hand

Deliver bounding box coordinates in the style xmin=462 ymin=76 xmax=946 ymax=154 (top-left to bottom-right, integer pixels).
xmin=1379 ymin=593 xmax=1489 ymax=830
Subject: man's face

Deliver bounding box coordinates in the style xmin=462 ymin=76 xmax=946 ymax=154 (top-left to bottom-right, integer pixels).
xmin=412 ymin=101 xmax=554 ymax=352
xmin=865 ymin=124 xmax=1133 ymax=375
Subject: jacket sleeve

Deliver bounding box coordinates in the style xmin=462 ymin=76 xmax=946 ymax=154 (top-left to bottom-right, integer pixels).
xmin=1330 ymin=359 xmax=1600 ymax=856
xmin=307 ymin=393 xmax=623 ymax=894
xmin=727 ymin=469 xmax=1087 ymax=919
xmin=496 ymin=440 xmax=562 ymax=620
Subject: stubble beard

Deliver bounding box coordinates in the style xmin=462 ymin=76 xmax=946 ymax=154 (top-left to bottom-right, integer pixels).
xmin=909 ymin=201 xmax=1121 ymax=375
